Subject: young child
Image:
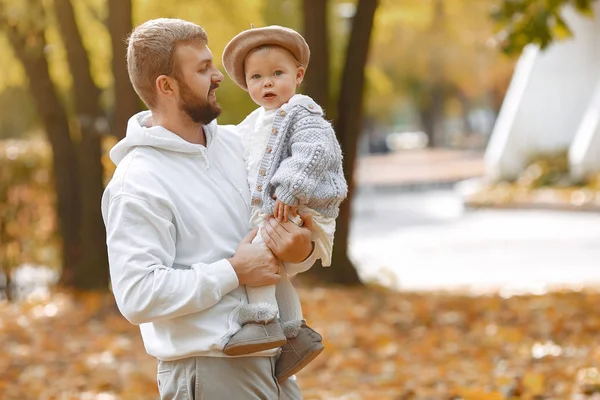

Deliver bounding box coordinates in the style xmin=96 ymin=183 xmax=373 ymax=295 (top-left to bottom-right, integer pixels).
xmin=222 ymin=25 xmax=347 ymax=381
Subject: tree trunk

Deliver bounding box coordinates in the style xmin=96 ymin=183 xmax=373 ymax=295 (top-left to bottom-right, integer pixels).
xmin=422 ymin=0 xmax=447 ymax=148
xmin=302 ymin=0 xmax=330 ymax=111
xmin=54 ymin=0 xmax=109 ymax=290
xmin=3 ymin=19 xmax=82 ymax=282
xmin=455 ymin=87 xmax=473 ymax=136
xmin=108 ymin=0 xmax=140 ymax=139
xmin=419 ymin=94 xmax=435 ymax=147
xmin=418 ymin=83 xmax=445 ymax=148
xmin=327 ymin=0 xmax=379 ymax=285
xmin=0 ymin=218 xmax=11 ymax=301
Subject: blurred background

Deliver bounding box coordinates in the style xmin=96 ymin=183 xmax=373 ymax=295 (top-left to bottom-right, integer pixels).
xmin=2 ymin=0 xmax=600 ymax=399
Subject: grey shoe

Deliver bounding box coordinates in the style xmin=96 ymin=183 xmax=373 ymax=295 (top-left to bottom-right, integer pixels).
xmin=223 ymin=320 xmax=287 ymax=356
xmin=275 ymin=322 xmax=324 ymax=382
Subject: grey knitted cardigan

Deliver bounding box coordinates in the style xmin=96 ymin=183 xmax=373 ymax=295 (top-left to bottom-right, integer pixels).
xmin=245 ymin=95 xmax=347 ymax=219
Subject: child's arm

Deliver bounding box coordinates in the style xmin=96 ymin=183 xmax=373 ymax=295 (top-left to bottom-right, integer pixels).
xmin=270 ymin=114 xmax=343 ymax=210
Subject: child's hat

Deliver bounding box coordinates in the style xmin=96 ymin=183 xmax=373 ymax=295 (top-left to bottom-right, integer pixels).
xmin=222 ymin=25 xmax=310 ymax=91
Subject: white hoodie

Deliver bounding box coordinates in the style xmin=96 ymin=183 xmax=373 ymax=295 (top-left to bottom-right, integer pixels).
xmin=101 ymin=111 xmax=315 ymax=361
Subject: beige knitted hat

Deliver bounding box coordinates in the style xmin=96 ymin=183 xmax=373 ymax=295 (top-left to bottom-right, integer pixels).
xmin=222 ymin=25 xmax=310 ymax=91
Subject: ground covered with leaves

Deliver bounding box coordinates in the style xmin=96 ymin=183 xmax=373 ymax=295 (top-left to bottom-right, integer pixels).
xmin=1 ymin=284 xmax=600 ymax=400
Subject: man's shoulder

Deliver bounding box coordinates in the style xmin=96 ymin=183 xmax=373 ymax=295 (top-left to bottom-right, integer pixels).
xmin=216 ymin=122 xmax=246 ymax=149
xmin=106 ymin=147 xmax=170 ymax=197
xmin=114 ymin=145 xmax=166 ymax=175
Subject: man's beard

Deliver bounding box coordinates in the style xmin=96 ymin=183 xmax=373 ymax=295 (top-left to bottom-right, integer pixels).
xmin=178 ymin=80 xmax=222 ymax=125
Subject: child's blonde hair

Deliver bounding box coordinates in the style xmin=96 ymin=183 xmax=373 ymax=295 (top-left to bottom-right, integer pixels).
xmin=126 ymin=18 xmax=208 ymax=108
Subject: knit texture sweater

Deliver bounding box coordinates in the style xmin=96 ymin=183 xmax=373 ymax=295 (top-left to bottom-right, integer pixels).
xmin=239 ymin=94 xmax=347 ymax=219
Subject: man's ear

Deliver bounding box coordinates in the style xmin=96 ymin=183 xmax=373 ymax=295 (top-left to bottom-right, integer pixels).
xmin=295 ymin=67 xmax=306 ymax=87
xmin=156 ymin=75 xmax=177 ymax=98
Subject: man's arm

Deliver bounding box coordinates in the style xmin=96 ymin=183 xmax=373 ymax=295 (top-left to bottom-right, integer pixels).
xmin=105 ymin=194 xmax=280 ymax=325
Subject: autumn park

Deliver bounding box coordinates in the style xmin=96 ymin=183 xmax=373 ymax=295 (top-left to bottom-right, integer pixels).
xmin=3 ymin=0 xmax=600 ymax=399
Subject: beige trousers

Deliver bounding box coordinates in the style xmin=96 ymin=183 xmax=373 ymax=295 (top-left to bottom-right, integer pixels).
xmin=156 ymin=356 xmax=302 ymax=399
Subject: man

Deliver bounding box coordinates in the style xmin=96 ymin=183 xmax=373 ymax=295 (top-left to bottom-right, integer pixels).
xmin=101 ymin=18 xmax=317 ymax=399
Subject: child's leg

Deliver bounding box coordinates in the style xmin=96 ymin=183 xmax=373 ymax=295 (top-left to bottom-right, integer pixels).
xmin=275 ymin=271 xmax=324 ymax=382
xmin=273 ymin=220 xmax=324 ymax=382
xmin=243 ymin=228 xmax=279 ymax=322
xmin=274 ymin=214 xmax=306 ymax=327
xmin=223 ymin=226 xmax=286 ymax=356
xmin=275 ymin=269 xmax=304 ymax=332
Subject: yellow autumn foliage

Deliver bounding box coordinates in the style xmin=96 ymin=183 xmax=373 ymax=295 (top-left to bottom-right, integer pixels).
xmin=0 ymin=139 xmax=60 ymax=273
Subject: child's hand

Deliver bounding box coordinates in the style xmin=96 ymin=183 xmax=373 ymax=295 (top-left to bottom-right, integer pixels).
xmin=274 ymin=199 xmax=297 ymax=222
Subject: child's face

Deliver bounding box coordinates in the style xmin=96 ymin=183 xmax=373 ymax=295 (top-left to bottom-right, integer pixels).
xmin=244 ymin=47 xmax=305 ymax=111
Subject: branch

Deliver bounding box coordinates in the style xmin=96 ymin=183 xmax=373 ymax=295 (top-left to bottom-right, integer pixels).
xmin=492 ymin=0 xmax=598 ymax=55
xmin=53 ymin=0 xmax=105 ymax=123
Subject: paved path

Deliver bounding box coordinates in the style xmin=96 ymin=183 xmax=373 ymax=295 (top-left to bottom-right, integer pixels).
xmin=356 ymin=149 xmax=484 ymax=187
xmin=349 ymin=187 xmax=600 ymax=294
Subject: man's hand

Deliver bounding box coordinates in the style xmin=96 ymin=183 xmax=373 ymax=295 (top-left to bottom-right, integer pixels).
xmin=261 ymin=212 xmax=314 ymax=264
xmin=228 ymin=228 xmax=281 ymax=287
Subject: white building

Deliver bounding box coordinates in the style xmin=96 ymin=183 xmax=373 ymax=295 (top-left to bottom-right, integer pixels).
xmin=485 ymin=4 xmax=600 ymax=182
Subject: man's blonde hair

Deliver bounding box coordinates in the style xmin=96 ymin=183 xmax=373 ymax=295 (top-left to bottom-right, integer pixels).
xmin=126 ymin=18 xmax=208 ymax=108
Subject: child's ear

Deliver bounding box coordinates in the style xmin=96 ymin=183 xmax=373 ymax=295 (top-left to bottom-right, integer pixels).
xmin=295 ymin=67 xmax=306 ymax=87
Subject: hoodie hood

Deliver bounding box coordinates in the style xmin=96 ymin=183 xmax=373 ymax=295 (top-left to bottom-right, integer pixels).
xmin=110 ymin=111 xmax=218 ymax=165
